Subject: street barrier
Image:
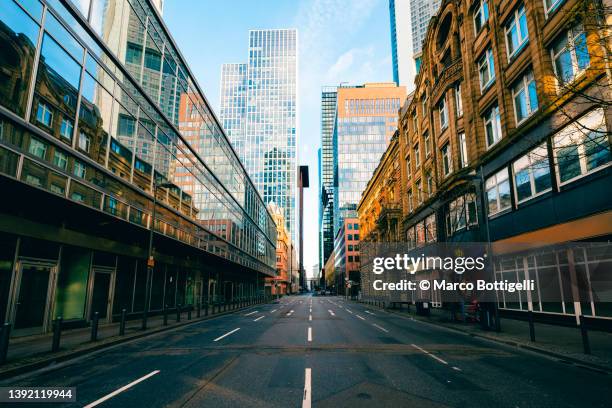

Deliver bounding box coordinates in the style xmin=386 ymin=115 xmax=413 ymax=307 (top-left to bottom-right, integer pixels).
xmin=90 ymin=312 xmax=99 ymax=342
xmin=176 ymin=304 xmax=182 ymax=322
xmin=119 ymin=309 xmax=127 ymax=335
xmin=52 ymin=317 xmax=62 ymax=352
xmin=0 ymin=323 xmax=10 ymax=364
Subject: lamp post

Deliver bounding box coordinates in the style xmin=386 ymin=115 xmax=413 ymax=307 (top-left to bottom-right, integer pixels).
xmin=142 ymin=180 xmax=174 ymax=330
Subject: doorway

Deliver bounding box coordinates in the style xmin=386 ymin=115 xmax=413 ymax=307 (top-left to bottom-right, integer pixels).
xmin=12 ymin=263 xmax=56 ymax=336
xmin=88 ymin=268 xmax=115 ymax=322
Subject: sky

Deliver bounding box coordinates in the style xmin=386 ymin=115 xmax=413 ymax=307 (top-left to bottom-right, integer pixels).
xmin=164 ymin=0 xmax=394 ymax=277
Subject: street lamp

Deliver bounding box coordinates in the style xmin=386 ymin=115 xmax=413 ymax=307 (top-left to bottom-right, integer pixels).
xmin=142 ymin=179 xmax=175 ymax=330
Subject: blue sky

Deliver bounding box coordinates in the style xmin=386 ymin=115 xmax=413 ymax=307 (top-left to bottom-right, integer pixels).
xmin=164 ymin=0 xmax=394 ymax=276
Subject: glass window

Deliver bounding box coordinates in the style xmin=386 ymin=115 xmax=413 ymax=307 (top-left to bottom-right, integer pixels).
xmin=0 ymin=0 xmax=40 ymax=116
xmin=424 ymin=132 xmax=430 ymax=157
xmin=455 ymin=83 xmax=463 ymax=117
xmin=551 ymin=23 xmax=590 ymax=86
xmin=442 ymin=143 xmax=452 ymax=176
xmin=478 ymin=48 xmax=495 ymax=90
xmin=78 ymin=132 xmax=90 ymax=153
xmin=513 ymin=143 xmax=551 ymax=203
xmin=439 ymin=96 xmax=448 ymax=130
xmin=28 ymin=137 xmax=47 ymax=158
xmin=484 ymin=104 xmax=502 ymax=148
xmin=512 ymin=70 xmax=538 ymax=124
xmin=544 ymin=0 xmax=565 ymax=15
xmin=53 ymin=149 xmax=68 ymax=170
xmin=486 ymin=168 xmax=511 ymax=216
xmin=73 ymin=159 xmax=86 ymax=178
xmin=36 ymin=102 xmax=53 ymax=127
xmin=474 ymin=0 xmax=489 ymax=33
xmin=44 ymin=12 xmax=84 ymax=61
xmin=59 ymin=118 xmax=73 ymax=141
xmin=414 ymin=143 xmax=420 ymax=167
xmin=505 ymin=5 xmax=528 ymax=58
xmin=71 ymin=0 xmax=91 ymax=18
xmin=458 ymin=132 xmax=468 ymax=168
xmin=554 ymin=108 xmax=610 ymax=184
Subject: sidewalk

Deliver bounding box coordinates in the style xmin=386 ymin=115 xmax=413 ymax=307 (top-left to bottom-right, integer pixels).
xmin=358 ymin=301 xmax=612 ymax=372
xmin=0 ymin=303 xmax=254 ymax=380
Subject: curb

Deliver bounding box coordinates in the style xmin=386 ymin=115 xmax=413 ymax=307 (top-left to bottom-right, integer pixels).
xmin=0 ymin=303 xmax=268 ymax=381
xmin=351 ymin=300 xmax=611 ymax=375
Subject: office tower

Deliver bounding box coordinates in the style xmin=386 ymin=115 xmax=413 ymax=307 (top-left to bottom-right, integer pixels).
xmin=389 ymin=0 xmax=440 ymax=90
xmin=333 ymin=83 xmax=406 ymax=233
xmin=319 ymin=87 xmax=337 ymax=266
xmin=220 ymin=29 xmax=298 ymax=241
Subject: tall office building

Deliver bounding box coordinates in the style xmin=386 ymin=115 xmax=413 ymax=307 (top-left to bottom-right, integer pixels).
xmin=220 ymin=29 xmax=298 ymax=242
xmin=389 ymin=0 xmax=440 ymax=90
xmin=319 ymin=87 xmax=337 ymax=266
xmin=333 ymin=83 xmax=406 ymax=233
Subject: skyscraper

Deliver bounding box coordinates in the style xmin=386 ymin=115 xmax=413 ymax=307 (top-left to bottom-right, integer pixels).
xmin=319 ymin=87 xmax=337 ymax=266
xmin=389 ymin=0 xmax=440 ymax=90
xmin=220 ymin=29 xmax=298 ymax=241
xmin=333 ymin=83 xmax=406 ymax=233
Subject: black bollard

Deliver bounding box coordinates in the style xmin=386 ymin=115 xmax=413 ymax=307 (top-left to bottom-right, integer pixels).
xmin=579 ymin=315 xmax=591 ymax=354
xmin=0 ymin=323 xmax=11 ymax=364
xmin=176 ymin=305 xmax=181 ymax=322
xmin=119 ymin=309 xmax=127 ymax=335
xmin=163 ymin=304 xmax=168 ymax=326
xmin=204 ymin=302 xmax=209 ymax=316
xmin=188 ymin=306 xmax=192 ymax=320
xmin=197 ymin=303 xmax=201 ymax=318
xmin=90 ymin=312 xmax=99 ymax=342
xmin=51 ymin=317 xmax=62 ymax=352
xmin=528 ymin=310 xmax=536 ymax=342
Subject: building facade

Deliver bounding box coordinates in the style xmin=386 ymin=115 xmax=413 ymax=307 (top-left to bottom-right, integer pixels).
xmin=365 ymin=0 xmax=612 ymax=320
xmin=389 ymin=0 xmax=441 ymax=90
xmin=0 ymin=0 xmax=276 ymax=336
xmin=265 ymin=202 xmax=290 ymax=295
xmin=220 ymin=29 xmax=298 ymax=245
xmin=333 ymin=83 xmax=406 ymax=235
xmin=333 ymin=218 xmax=361 ymax=296
xmin=319 ymin=86 xmax=337 ymax=267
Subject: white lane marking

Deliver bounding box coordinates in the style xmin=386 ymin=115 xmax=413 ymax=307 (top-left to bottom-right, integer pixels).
xmin=309 ymin=308 xmax=312 ymax=313
xmin=356 ymin=314 xmax=366 ymax=321
xmin=309 ymin=315 xmax=312 ymax=321
xmin=411 ymin=344 xmax=449 ymax=365
xmin=346 ymin=309 xmax=353 ymax=314
xmin=253 ymin=316 xmax=264 ymax=322
xmin=270 ymin=309 xmax=278 ymax=313
xmin=83 ymin=370 xmax=160 ymax=408
xmin=287 ymin=310 xmax=294 ymax=316
xmin=213 ymin=328 xmax=241 ymax=342
xmin=328 ymin=310 xmax=335 ymax=317
xmin=244 ymin=311 xmax=258 ymax=316
xmin=372 ymin=324 xmax=389 ymax=333
xmin=302 ymin=368 xmax=311 ymax=408
xmin=452 ymin=366 xmax=462 ymax=371
xmin=364 ymin=310 xmax=375 ymax=315
xmin=308 ymin=327 xmax=312 ymax=342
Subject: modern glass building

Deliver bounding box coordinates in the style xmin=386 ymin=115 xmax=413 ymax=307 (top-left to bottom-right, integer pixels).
xmin=220 ymin=29 xmax=298 ymax=243
xmin=319 ymin=86 xmax=336 ymax=266
xmin=333 ymin=83 xmax=406 ymax=234
xmin=0 ymin=0 xmax=276 ymax=336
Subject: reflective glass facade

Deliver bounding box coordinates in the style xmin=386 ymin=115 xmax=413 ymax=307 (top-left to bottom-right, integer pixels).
xmin=0 ymin=0 xmax=276 ymax=275
xmin=319 ymin=87 xmax=336 ymax=266
xmin=220 ymin=29 xmax=298 ymax=243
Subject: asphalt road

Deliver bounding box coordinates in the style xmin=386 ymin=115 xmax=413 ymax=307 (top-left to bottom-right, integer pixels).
xmin=1 ymin=294 xmax=610 ymax=407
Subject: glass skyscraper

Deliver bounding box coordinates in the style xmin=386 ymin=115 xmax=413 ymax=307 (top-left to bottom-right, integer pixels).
xmin=319 ymin=87 xmax=336 ymax=266
xmin=220 ymin=29 xmax=298 ymax=242
xmin=333 ymin=83 xmax=406 ymax=233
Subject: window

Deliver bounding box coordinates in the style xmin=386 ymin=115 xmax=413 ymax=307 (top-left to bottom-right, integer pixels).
xmin=28 ymin=138 xmax=47 ymax=159
xmin=455 ymin=83 xmax=463 ymax=117
xmin=551 ymin=23 xmax=590 ymax=86
xmin=425 ymin=214 xmax=437 ymax=243
xmin=59 ymin=119 xmax=74 ymax=141
xmin=347 ymin=234 xmax=352 ymax=241
xmin=78 ymin=132 xmax=90 ymax=153
xmin=347 ymin=224 xmax=353 ymax=230
xmin=416 ymin=179 xmax=422 ymax=204
xmin=408 ymin=189 xmax=413 ymax=212
xmin=446 ymin=194 xmax=478 ymax=236
xmin=426 ymin=173 xmax=434 ymax=197
xmin=354 ymin=234 xmax=359 ymax=240
xmin=353 ymin=223 xmax=358 ymax=230
xmin=71 ymin=191 xmax=85 ymax=202
xmin=36 ymin=102 xmax=53 ymax=127
xmin=486 ymin=168 xmax=511 ymax=216
xmin=439 ymin=96 xmax=448 ymax=130
xmin=506 ymin=5 xmax=528 ymax=58
xmin=441 ymin=144 xmax=452 ymax=176
xmin=554 ymin=108 xmax=610 ymax=184
xmin=414 ymin=143 xmax=420 ymax=167
xmin=412 ymin=113 xmax=418 ymax=133
xmin=513 ymin=144 xmax=551 ymax=203
xmin=458 ymin=133 xmax=469 ymax=168
xmin=512 ymin=70 xmax=538 ymax=124
xmin=478 ymin=48 xmax=495 ymax=90
xmin=424 ymin=132 xmax=431 ymax=157
xmin=544 ymin=0 xmax=565 ymax=15
xmin=53 ymin=150 xmax=68 ymax=170
xmin=406 ymin=156 xmax=411 ymax=179
xmin=348 ymin=256 xmax=354 ymax=262
xmin=73 ymin=160 xmax=86 ymax=178
xmin=348 ymin=245 xmax=353 ymax=251
xmin=421 ymin=95 xmax=427 ymax=116
xmin=484 ymin=105 xmax=503 ymax=148
xmin=474 ymin=0 xmax=489 ymax=33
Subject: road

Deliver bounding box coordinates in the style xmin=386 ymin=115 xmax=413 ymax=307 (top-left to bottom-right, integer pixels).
xmin=1 ymin=294 xmax=610 ymax=407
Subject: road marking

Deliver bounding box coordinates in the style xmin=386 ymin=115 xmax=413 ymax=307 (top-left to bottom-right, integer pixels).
xmin=244 ymin=311 xmax=258 ymax=316
xmin=328 ymin=310 xmax=335 ymax=316
xmin=309 ymin=315 xmax=312 ymax=321
xmin=83 ymin=370 xmax=160 ymax=408
xmin=364 ymin=310 xmax=375 ymax=315
xmin=452 ymin=366 xmax=462 ymax=371
xmin=309 ymin=308 xmax=312 ymax=313
xmin=411 ymin=344 xmax=449 ymax=365
xmin=308 ymin=327 xmax=312 ymax=342
xmin=253 ymin=316 xmax=264 ymax=322
xmin=213 ymin=328 xmax=241 ymax=342
xmin=356 ymin=314 xmax=366 ymax=321
xmin=346 ymin=309 xmax=353 ymax=314
xmin=270 ymin=309 xmax=277 ymax=313
xmin=303 ymin=368 xmax=311 ymax=408
xmin=372 ymin=323 xmax=389 ymax=333
xmin=287 ymin=310 xmax=294 ymax=316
